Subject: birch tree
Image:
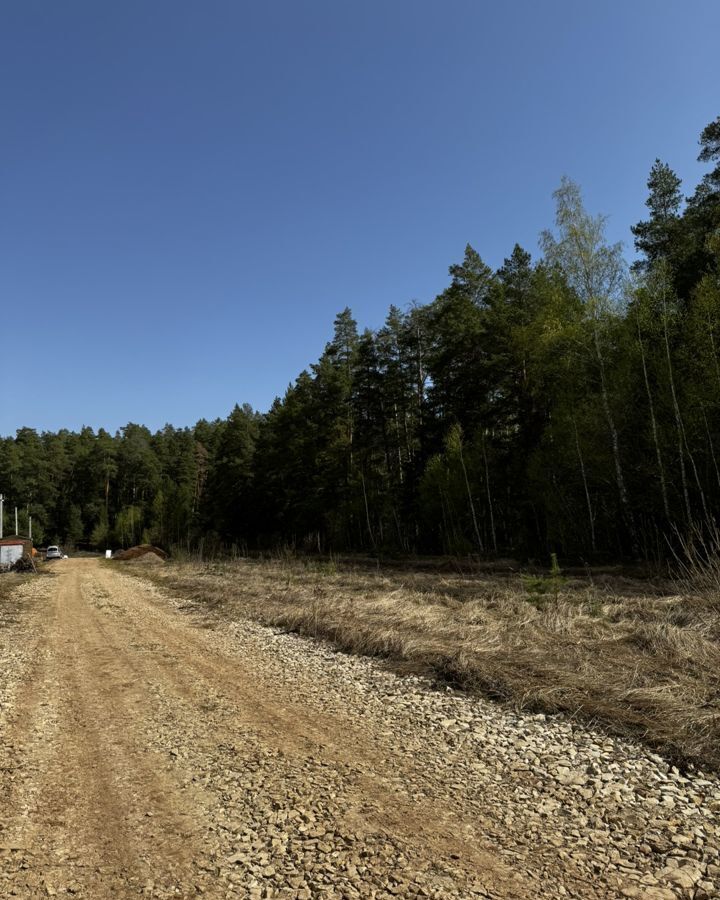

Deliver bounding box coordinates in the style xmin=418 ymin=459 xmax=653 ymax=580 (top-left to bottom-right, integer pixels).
xmin=541 ymin=178 xmax=635 ymax=547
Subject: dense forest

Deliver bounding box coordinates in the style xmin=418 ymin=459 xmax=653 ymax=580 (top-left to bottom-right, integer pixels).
xmin=2 ymin=116 xmax=719 ymax=561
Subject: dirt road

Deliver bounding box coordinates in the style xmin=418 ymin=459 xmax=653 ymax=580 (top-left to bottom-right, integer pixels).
xmin=0 ymin=560 xmax=718 ymax=899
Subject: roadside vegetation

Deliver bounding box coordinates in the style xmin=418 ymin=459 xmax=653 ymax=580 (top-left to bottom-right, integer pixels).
xmin=2 ymin=115 xmax=720 ymax=568
xmin=132 ymin=554 xmax=720 ymax=773
xmin=0 ymin=571 xmax=25 ymax=600
xmin=0 ymin=572 xmax=30 ymax=628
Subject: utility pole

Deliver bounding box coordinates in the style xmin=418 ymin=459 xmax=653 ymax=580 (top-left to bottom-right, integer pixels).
xmin=29 ymin=516 xmax=32 ymax=542
xmin=0 ymin=494 xmax=3 ymax=539
xmin=15 ymin=507 xmax=18 ymax=536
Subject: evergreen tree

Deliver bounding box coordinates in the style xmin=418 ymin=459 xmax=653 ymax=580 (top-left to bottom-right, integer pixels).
xmin=204 ymin=405 xmax=259 ymax=545
xmin=631 ymin=160 xmax=683 ymax=274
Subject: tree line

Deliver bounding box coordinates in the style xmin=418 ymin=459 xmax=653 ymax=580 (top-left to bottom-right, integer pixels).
xmin=1 ymin=116 xmax=719 ymax=561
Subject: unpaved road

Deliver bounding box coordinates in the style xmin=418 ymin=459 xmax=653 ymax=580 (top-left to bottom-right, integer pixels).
xmin=0 ymin=561 xmax=718 ymax=899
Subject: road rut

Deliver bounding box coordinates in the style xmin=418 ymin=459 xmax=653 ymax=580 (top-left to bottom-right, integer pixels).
xmin=1 ymin=560 xmax=718 ymax=899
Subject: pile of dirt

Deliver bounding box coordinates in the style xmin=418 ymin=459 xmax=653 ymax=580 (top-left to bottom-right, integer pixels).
xmin=113 ymin=544 xmax=168 ymax=562
xmin=127 ymin=552 xmax=166 ymax=567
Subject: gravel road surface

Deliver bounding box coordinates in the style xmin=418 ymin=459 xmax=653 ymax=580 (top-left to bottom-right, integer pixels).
xmin=0 ymin=560 xmax=718 ymax=899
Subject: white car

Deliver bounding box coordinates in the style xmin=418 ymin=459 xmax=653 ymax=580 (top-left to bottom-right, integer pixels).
xmin=46 ymin=546 xmax=63 ymax=560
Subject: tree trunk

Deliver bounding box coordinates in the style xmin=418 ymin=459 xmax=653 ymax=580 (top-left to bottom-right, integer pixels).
xmin=457 ymin=438 xmax=483 ymax=553
xmin=660 ymin=294 xmax=692 ymax=523
xmin=481 ymin=432 xmax=497 ymax=553
xmin=360 ymin=470 xmax=375 ymax=550
xmin=593 ymin=325 xmax=635 ymax=547
xmin=573 ymin=416 xmax=596 ymax=553
xmin=636 ymin=316 xmax=670 ymax=518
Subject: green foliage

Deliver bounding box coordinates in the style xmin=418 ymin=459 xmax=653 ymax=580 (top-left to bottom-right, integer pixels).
xmin=631 ymin=159 xmax=683 ymax=275
xmin=522 ymin=553 xmax=567 ymax=605
xmin=1 ymin=116 xmax=720 ymax=563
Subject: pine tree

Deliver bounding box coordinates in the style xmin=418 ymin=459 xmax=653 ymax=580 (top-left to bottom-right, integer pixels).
xmin=631 ymin=160 xmax=683 ymax=274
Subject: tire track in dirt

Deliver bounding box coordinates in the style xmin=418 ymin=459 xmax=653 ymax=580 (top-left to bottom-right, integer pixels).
xmin=1 ymin=567 xmax=225 ymax=898
xmin=86 ymin=565 xmax=530 ymax=898
xmin=0 ymin=559 xmax=656 ymax=899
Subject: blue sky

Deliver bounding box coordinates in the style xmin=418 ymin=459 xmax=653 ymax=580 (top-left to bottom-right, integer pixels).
xmin=1 ymin=0 xmax=718 ymax=435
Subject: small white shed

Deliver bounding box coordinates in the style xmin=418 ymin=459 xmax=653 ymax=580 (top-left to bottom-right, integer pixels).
xmin=0 ymin=537 xmax=32 ymax=569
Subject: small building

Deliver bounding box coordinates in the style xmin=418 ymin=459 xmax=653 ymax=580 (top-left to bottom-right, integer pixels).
xmin=0 ymin=536 xmax=33 ymax=569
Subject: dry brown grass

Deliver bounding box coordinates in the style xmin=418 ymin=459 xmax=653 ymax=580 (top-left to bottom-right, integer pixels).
xmin=0 ymin=572 xmax=31 ymax=627
xmin=138 ymin=557 xmax=720 ymax=771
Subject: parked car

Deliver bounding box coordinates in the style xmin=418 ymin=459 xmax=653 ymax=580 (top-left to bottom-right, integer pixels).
xmin=46 ymin=545 xmax=63 ymax=560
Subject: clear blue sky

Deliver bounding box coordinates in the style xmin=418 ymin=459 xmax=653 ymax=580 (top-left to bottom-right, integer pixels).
xmin=1 ymin=0 xmax=718 ymax=436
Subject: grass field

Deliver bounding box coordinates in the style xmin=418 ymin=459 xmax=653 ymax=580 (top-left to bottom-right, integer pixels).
xmin=129 ymin=555 xmax=720 ymax=771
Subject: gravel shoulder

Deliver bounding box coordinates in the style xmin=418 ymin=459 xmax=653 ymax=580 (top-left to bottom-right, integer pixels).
xmin=1 ymin=559 xmax=719 ymax=899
